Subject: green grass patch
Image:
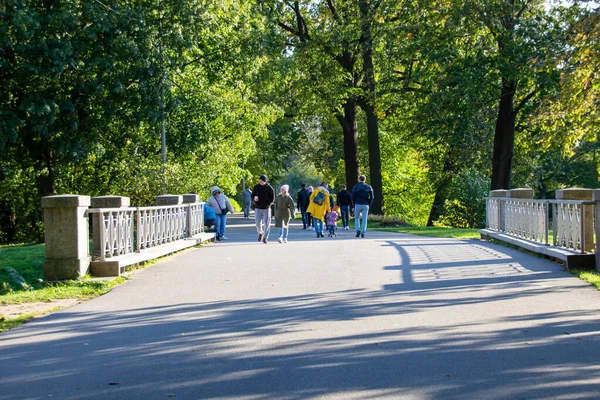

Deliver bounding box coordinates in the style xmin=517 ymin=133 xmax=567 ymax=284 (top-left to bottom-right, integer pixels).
xmin=367 ymin=217 xmax=479 ymax=239
xmin=0 ymin=313 xmax=38 ymax=332
xmin=571 ymin=270 xmax=600 ymax=290
xmin=0 ymin=244 xmax=45 ymax=283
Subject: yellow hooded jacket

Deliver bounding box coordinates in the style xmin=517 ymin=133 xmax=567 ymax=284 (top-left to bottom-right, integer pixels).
xmin=306 ymin=186 xmax=332 ymax=221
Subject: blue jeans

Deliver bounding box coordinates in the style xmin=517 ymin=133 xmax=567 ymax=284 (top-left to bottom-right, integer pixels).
xmin=279 ymin=226 xmax=289 ymax=239
xmin=340 ymin=205 xmax=350 ymax=228
xmin=243 ymin=203 xmax=250 ymax=218
xmin=354 ymin=204 xmax=369 ymax=234
xmin=314 ymin=218 xmax=324 ymax=235
xmin=300 ymin=206 xmax=308 ymax=228
xmin=215 ymin=214 xmax=227 ymax=238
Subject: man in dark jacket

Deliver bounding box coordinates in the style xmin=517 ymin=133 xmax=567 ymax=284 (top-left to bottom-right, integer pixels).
xmin=351 ymin=175 xmax=374 ymax=238
xmin=297 ymin=183 xmax=310 ymax=229
xmin=251 ymin=174 xmax=275 ymax=243
xmin=336 ymin=185 xmax=353 ymax=230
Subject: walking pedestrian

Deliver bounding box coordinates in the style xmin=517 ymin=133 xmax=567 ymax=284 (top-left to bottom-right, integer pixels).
xmin=275 ymin=185 xmax=296 ymax=243
xmin=242 ymin=188 xmax=252 ymax=218
xmin=297 ymin=183 xmax=310 ymax=229
xmin=306 ymin=181 xmax=331 ymax=238
xmin=206 ymin=186 xmax=234 ymax=241
xmin=251 ymin=174 xmax=275 ymax=244
xmin=336 ymin=185 xmax=353 ymax=230
xmin=351 ymin=175 xmax=374 ymax=238
xmin=306 ymin=185 xmax=314 ymax=230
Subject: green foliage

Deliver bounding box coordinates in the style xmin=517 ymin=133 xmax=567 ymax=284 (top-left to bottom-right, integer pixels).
xmin=437 ymin=169 xmax=490 ymax=228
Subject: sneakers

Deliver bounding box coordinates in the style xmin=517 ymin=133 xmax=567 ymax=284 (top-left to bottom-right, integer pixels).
xmin=320 ymin=232 xmax=325 ymax=238
xmin=356 ymin=231 xmax=361 ymax=237
xmin=263 ymin=238 xmax=268 ymax=244
xmin=361 ymin=233 xmax=365 ymax=238
xmin=277 ymin=237 xmax=283 ymax=243
xmin=345 ymin=226 xmax=349 ymax=230
xmin=216 ymin=236 xmax=221 ymax=241
xmin=221 ymin=236 xmax=228 ymax=240
xmin=258 ymin=233 xmax=263 ymax=242
xmin=283 ymin=238 xmax=288 ymax=243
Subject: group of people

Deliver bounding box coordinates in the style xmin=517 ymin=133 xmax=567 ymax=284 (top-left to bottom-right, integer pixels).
xmin=206 ymin=173 xmax=374 ymax=244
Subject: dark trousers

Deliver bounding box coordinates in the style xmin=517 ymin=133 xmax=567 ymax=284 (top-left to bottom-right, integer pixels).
xmin=340 ymin=205 xmax=350 ymax=228
xmin=300 ymin=206 xmax=308 ymax=228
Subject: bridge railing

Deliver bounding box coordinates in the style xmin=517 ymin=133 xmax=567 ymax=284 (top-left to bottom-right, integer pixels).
xmin=41 ymin=194 xmax=213 ymax=280
xmin=88 ymin=202 xmax=205 ymax=261
xmin=485 ymin=197 xmax=594 ymax=253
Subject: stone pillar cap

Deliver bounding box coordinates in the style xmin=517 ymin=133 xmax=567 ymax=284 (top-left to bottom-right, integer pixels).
xmin=507 ymin=188 xmax=534 ymax=199
xmin=91 ymin=196 xmax=130 ymax=208
xmin=42 ymin=195 xmax=91 ymax=208
xmin=489 ymin=190 xmax=508 ymax=197
xmin=156 ymin=194 xmax=183 ymax=206
xmin=556 ymin=188 xmax=593 ymax=200
xmin=182 ymin=194 xmax=200 ymax=203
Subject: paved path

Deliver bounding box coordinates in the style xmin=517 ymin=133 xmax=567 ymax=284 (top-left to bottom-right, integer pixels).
xmin=2 ymin=214 xmax=600 ymax=399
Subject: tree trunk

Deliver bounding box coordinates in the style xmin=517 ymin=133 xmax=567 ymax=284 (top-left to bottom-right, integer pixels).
xmin=358 ymin=0 xmax=383 ymax=214
xmin=363 ymin=105 xmax=383 ymax=214
xmin=491 ymin=80 xmax=517 ymax=190
xmin=336 ymin=97 xmax=360 ymax=191
xmin=426 ymin=158 xmax=454 ymax=226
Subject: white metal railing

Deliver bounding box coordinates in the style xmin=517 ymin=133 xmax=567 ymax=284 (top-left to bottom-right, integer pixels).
xmin=485 ymin=197 xmax=595 ymax=253
xmin=89 ymin=202 xmax=205 ymax=261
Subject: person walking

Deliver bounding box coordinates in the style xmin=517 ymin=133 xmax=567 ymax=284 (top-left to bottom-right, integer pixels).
xmin=306 ymin=185 xmax=314 ymax=230
xmin=306 ymin=181 xmax=332 ymax=238
xmin=251 ymin=174 xmax=275 ymax=244
xmin=275 ymin=185 xmax=296 ymax=243
xmin=351 ymin=175 xmax=374 ymax=238
xmin=242 ymin=188 xmax=252 ymax=218
xmin=206 ymin=186 xmax=234 ymax=241
xmin=297 ymin=183 xmax=310 ymax=229
xmin=336 ymin=185 xmax=353 ymax=230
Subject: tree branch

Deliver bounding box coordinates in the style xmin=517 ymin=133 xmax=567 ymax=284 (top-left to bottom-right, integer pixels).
xmin=514 ymin=89 xmax=537 ymax=114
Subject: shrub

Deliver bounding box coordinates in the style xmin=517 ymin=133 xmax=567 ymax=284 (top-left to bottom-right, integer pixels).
xmin=437 ymin=168 xmax=489 ymax=228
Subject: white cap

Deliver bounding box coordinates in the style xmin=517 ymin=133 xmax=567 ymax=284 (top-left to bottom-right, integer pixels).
xmin=280 ymin=185 xmax=289 ymax=193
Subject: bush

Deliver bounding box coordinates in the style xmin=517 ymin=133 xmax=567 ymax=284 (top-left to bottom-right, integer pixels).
xmin=437 ymin=168 xmax=489 ymax=228
xmin=228 ymin=197 xmax=242 ymax=212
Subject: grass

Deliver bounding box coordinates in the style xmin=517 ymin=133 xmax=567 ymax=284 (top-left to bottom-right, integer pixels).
xmin=365 ymin=215 xmax=480 ymax=239
xmin=571 ymin=270 xmax=600 ymax=290
xmin=0 ymin=243 xmax=128 ymax=331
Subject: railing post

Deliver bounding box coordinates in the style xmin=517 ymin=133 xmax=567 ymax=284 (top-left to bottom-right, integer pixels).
xmin=136 ymin=207 xmax=142 ymax=253
xmin=556 ymin=188 xmax=594 ymax=252
xmin=182 ymin=193 xmax=199 ymax=238
xmin=41 ymin=195 xmax=91 ymax=280
xmin=594 ymin=190 xmax=600 ymax=270
xmin=544 ymin=202 xmax=549 ymax=245
xmin=489 ymin=190 xmax=508 ymax=232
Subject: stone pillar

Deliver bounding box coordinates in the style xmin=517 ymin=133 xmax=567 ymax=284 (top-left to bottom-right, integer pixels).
xmin=156 ymin=194 xmax=182 ymax=206
xmin=489 ymin=190 xmax=508 ymax=231
xmin=90 ymin=196 xmax=130 ymax=258
xmin=556 ymin=188 xmax=594 ymax=252
xmin=182 ymin=193 xmax=199 ymax=204
xmin=507 ymin=188 xmax=534 ymax=199
xmin=42 ymin=195 xmax=91 ymax=280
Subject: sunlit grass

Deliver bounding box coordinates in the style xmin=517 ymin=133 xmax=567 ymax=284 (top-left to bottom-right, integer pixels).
xmin=571 ymin=270 xmax=600 ymax=290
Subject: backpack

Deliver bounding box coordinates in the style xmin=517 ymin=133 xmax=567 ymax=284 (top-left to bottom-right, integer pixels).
xmin=312 ymin=191 xmax=325 ymax=205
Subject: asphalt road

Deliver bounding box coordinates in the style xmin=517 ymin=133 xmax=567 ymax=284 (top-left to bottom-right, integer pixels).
xmin=2 ymin=214 xmax=600 ymax=399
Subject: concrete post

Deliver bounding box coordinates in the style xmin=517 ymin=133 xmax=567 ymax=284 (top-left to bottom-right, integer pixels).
xmin=181 ymin=194 xmax=199 ymax=237
xmin=182 ymin=193 xmax=199 ymax=204
xmin=489 ymin=190 xmax=508 ymax=231
xmin=42 ymin=195 xmax=91 ymax=280
xmin=594 ymin=190 xmax=600 ymax=270
xmin=90 ymin=196 xmax=130 ymax=258
xmin=156 ymin=194 xmax=182 ymax=206
xmin=507 ymin=188 xmax=534 ymax=199
xmin=556 ymin=188 xmax=594 ymax=252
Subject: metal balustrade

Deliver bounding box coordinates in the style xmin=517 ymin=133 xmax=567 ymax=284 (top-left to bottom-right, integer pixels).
xmin=89 ymin=202 xmax=205 ymax=261
xmin=485 ymin=197 xmax=595 ymax=253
